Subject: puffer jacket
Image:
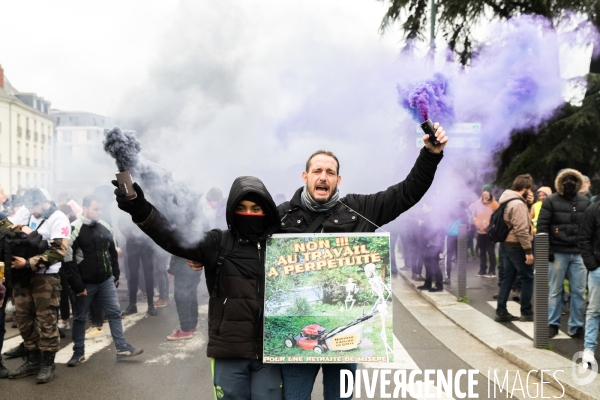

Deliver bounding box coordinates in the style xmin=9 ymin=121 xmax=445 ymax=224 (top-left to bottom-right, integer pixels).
xmin=277 ymin=148 xmax=443 ymax=233
xmin=498 ymin=190 xmax=533 ymax=253
xmin=134 ymin=176 xmax=278 ymax=360
xmin=577 ymin=201 xmax=600 ymax=271
xmin=472 ymin=196 xmax=499 ymax=234
xmin=537 ymin=169 xmax=590 ymax=253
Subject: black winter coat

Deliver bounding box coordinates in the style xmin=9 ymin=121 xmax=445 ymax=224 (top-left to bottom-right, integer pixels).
xmin=135 ymin=176 xmax=279 ymax=360
xmin=64 ymin=219 xmax=120 ymax=294
xmin=277 ymin=148 xmax=443 ymax=234
xmin=537 ymin=193 xmax=590 ymax=253
xmin=577 ymin=201 xmax=600 ymax=271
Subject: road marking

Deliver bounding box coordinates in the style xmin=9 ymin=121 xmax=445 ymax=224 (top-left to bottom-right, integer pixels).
xmin=362 ymin=334 xmax=419 ymax=370
xmin=54 ymin=301 xmax=152 ymax=363
xmin=486 ymin=301 xmax=570 ymax=339
xmin=145 ymin=304 xmax=208 ymax=365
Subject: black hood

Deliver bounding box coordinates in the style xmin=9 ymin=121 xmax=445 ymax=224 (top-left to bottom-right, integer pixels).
xmin=225 ymin=176 xmax=278 ymax=240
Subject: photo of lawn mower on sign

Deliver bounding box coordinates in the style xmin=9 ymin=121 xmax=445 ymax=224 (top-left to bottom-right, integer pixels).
xmin=284 ymin=302 xmax=380 ymax=354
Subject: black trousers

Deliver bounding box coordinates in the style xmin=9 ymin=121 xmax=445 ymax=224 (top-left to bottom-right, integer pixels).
xmin=174 ymin=270 xmax=202 ymax=332
xmin=59 ymin=273 xmax=74 ymax=321
xmin=424 ymin=249 xmax=443 ymax=285
xmin=126 ymin=242 xmax=156 ymax=307
xmin=0 ymin=289 xmax=8 ymax=361
xmin=477 ymin=233 xmax=496 ymax=274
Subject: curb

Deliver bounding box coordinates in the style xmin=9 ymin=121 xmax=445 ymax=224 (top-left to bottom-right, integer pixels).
xmin=398 ymin=270 xmax=600 ymax=400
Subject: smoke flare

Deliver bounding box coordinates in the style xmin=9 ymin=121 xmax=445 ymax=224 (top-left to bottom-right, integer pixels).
xmin=398 ymin=72 xmax=455 ymax=124
xmin=103 ymin=127 xmax=207 ymax=248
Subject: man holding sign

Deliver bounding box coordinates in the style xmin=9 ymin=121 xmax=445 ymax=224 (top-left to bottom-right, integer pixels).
xmin=277 ymin=123 xmax=447 ymax=399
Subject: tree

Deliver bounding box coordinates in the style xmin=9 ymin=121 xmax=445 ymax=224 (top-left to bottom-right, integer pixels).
xmin=379 ymin=0 xmax=599 ymax=68
xmin=494 ymin=73 xmax=600 ymax=190
xmin=379 ymin=0 xmax=600 ymax=190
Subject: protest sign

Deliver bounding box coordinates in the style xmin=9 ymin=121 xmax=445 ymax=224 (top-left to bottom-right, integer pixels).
xmin=263 ymin=233 xmax=393 ymax=363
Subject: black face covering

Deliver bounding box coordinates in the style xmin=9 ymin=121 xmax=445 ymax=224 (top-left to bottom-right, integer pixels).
xmin=233 ymin=213 xmax=265 ymax=241
xmin=563 ymin=182 xmax=576 ymax=197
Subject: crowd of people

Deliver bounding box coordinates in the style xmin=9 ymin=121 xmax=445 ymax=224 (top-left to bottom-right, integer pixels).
xmin=398 ymin=169 xmax=599 ymax=369
xmin=0 ymin=184 xmax=227 ymax=384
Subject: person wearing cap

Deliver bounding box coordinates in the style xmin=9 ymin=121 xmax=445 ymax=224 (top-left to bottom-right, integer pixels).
xmin=537 ymin=169 xmax=590 ymax=339
xmin=7 ymin=188 xmax=70 ymax=383
xmin=473 ymin=184 xmax=499 ymax=277
xmin=579 ymin=175 xmax=592 ymax=200
xmin=114 ymin=176 xmax=283 ymax=399
xmin=530 ymin=186 xmax=552 ymax=234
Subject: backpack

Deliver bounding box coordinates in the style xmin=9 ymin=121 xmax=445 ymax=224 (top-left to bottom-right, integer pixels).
xmin=0 ymin=220 xmax=48 ymax=288
xmin=486 ymin=198 xmax=524 ymax=243
xmin=209 ymin=229 xmax=235 ymax=298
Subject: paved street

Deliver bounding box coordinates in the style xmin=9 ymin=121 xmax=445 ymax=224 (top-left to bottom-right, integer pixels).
xmin=1 ymin=263 xmax=578 ymax=399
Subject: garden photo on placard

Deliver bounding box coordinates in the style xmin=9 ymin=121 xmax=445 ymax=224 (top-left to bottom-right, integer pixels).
xmin=263 ymin=233 xmax=393 ymax=364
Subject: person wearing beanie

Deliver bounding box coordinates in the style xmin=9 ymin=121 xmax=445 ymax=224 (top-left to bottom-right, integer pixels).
xmin=114 ymin=176 xmax=282 ymax=400
xmin=473 ymin=184 xmax=499 ymax=277
xmin=530 ymin=186 xmax=552 ymax=234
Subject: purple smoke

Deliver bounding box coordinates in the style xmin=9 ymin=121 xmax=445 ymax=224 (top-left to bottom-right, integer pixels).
xmin=398 ymin=72 xmax=455 ymax=124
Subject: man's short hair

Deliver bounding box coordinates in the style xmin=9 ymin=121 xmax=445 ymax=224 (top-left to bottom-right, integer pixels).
xmin=511 ymin=174 xmax=534 ymax=192
xmin=206 ymin=187 xmax=223 ymax=202
xmin=22 ymin=188 xmax=47 ymax=206
xmin=82 ymin=194 xmax=102 ymax=208
xmin=305 ymin=150 xmax=340 ymax=175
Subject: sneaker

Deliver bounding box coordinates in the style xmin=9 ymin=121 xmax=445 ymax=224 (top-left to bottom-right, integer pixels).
xmin=569 ymin=327 xmax=584 ymax=339
xmin=58 ymin=322 xmax=70 ymax=330
xmin=191 ymin=327 xmax=198 ymax=335
xmin=519 ymin=313 xmax=534 ymax=322
xmin=416 ymin=284 xmax=432 ymax=290
xmin=511 ymin=291 xmax=521 ymax=302
xmin=412 ymin=274 xmax=425 ymax=281
xmin=117 ymin=344 xmax=143 ymax=360
xmin=582 ymin=349 xmax=597 ymax=368
xmin=442 ymin=278 xmax=451 ymax=285
xmin=85 ymin=327 xmax=103 ymax=339
xmin=167 ymin=329 xmax=193 ymax=341
xmin=0 ymin=361 xmax=8 ymax=379
xmin=67 ymin=352 xmax=86 ymax=367
xmin=147 ymin=307 xmax=158 ymax=316
xmin=495 ymin=312 xmax=519 ymax=322
xmin=484 ymin=273 xmax=497 ymax=278
xmin=121 ymin=305 xmax=138 ymax=316
xmin=154 ymin=299 xmax=169 ymax=308
xmin=549 ymin=325 xmax=559 ymax=338
xmin=493 ymin=293 xmax=499 ymax=299
xmin=475 ymin=272 xmax=486 ymax=277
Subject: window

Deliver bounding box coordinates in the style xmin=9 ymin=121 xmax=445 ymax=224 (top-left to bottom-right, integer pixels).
xmin=62 ymin=130 xmax=72 ymax=142
xmin=17 ymin=172 xmax=21 ymax=187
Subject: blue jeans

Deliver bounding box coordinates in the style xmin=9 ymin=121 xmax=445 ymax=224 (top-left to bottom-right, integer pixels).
xmin=72 ymin=276 xmax=127 ymax=353
xmin=282 ymin=363 xmax=357 ymax=400
xmin=497 ymin=246 xmax=533 ymax=315
xmin=548 ymin=253 xmax=587 ymax=335
xmin=584 ymin=268 xmax=600 ymax=351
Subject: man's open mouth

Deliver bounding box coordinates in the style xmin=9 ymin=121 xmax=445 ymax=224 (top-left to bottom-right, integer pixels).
xmin=315 ymin=185 xmax=329 ymax=196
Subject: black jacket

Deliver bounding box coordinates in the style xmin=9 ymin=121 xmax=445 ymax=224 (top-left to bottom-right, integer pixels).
xmin=537 ymin=169 xmax=590 ymax=253
xmin=277 ymin=148 xmax=443 ymax=233
xmin=135 ymin=176 xmax=278 ymax=359
xmin=577 ymin=201 xmax=600 ymax=271
xmin=64 ymin=218 xmax=120 ymax=294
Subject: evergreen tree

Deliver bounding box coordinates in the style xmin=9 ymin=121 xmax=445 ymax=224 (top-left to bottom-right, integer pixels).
xmin=379 ymin=0 xmax=600 ymax=190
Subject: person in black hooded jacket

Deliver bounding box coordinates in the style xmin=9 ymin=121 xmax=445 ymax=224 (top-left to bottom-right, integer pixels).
xmin=537 ymin=168 xmax=590 ymax=339
xmin=113 ymin=176 xmax=282 ymax=400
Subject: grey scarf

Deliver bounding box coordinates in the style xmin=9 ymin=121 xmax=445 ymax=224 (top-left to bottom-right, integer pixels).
xmin=300 ymin=186 xmax=340 ymax=213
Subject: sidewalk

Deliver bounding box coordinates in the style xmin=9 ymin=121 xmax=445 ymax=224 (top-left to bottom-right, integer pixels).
xmin=398 ymin=258 xmax=600 ymax=400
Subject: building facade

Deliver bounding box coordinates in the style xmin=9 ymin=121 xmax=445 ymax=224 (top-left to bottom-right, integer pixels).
xmin=0 ymin=65 xmax=54 ymax=195
xmin=51 ymin=110 xmax=114 ymax=198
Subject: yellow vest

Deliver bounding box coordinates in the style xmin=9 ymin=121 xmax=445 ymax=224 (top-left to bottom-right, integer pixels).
xmin=531 ymin=201 xmax=543 ymax=233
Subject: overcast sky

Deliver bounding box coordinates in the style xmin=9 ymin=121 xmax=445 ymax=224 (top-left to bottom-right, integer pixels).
xmin=0 ymin=1 xmax=401 ymax=115
xmin=1 ymin=1 xmax=592 ymax=116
